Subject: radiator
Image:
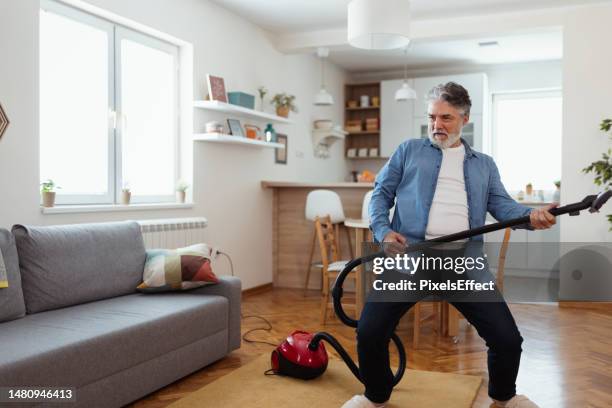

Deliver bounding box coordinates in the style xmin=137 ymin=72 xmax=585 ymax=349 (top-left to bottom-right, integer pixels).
xmin=137 ymin=217 xmax=208 ymax=249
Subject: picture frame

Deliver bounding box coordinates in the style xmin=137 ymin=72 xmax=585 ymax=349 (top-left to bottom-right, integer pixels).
xmin=0 ymin=103 xmax=9 ymax=140
xmin=206 ymin=74 xmax=228 ymax=103
xmin=227 ymin=118 xmax=244 ymax=137
xmin=275 ymin=134 xmax=287 ymax=164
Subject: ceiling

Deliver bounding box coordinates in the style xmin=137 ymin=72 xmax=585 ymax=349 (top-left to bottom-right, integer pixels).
xmin=209 ymin=0 xmax=611 ymax=72
xmin=210 ymin=0 xmax=610 ymax=34
xmin=327 ymin=30 xmax=563 ymax=72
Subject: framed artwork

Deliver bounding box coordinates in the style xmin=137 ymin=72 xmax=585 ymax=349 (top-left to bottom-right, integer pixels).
xmin=275 ymin=134 xmax=287 ymax=164
xmin=207 ymin=74 xmax=227 ymax=103
xmin=227 ymin=119 xmax=244 ymax=137
xmin=0 ymin=103 xmax=9 ymax=140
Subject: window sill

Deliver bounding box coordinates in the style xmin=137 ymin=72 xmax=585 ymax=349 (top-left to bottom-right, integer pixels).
xmin=41 ymin=202 xmax=194 ymax=215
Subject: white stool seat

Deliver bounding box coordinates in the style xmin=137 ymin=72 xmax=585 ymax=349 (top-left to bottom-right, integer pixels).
xmin=305 ymin=190 xmax=346 ymax=223
xmin=362 ymin=189 xmax=395 ymax=222
xmin=312 ymin=260 xmax=349 ymax=272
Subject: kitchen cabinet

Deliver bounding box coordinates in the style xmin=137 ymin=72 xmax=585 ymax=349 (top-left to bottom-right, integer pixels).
xmin=380 ymin=79 xmax=415 ymax=157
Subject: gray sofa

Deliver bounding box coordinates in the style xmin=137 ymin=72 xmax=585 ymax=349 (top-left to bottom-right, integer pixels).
xmin=0 ymin=221 xmax=241 ymax=407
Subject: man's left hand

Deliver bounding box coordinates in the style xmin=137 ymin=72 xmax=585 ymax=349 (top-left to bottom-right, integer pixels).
xmin=529 ymin=203 xmax=559 ymax=229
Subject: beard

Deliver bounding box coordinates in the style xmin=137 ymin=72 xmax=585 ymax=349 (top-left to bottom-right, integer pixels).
xmin=428 ymin=129 xmax=462 ymax=149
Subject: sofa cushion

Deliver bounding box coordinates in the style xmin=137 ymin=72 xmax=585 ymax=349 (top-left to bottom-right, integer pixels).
xmin=138 ymin=244 xmax=219 ymax=293
xmin=0 ymin=292 xmax=229 ymax=387
xmin=13 ymin=221 xmax=146 ymax=313
xmin=0 ymin=229 xmax=26 ymax=322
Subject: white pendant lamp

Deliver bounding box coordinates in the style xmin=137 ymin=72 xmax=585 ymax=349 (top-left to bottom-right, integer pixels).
xmin=395 ymin=47 xmax=416 ymax=101
xmin=314 ymin=47 xmax=334 ymax=106
xmin=348 ymin=0 xmax=411 ymax=50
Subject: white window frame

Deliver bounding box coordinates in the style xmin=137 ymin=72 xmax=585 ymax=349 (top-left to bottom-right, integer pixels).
xmin=40 ymin=0 xmax=180 ymax=205
xmin=490 ymin=88 xmax=562 ymax=194
xmin=114 ymin=27 xmax=180 ymax=204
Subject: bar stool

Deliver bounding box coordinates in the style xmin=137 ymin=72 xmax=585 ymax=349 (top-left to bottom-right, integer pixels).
xmin=304 ymin=190 xmax=353 ymax=293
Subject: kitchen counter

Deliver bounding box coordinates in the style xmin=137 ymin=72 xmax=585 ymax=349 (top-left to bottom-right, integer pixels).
xmin=261 ymin=181 xmax=374 ymax=189
xmin=262 ymin=181 xmax=373 ymax=290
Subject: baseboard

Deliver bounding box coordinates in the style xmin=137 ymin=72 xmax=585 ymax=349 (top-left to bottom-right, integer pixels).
xmin=559 ymin=301 xmax=612 ymax=312
xmin=242 ymin=282 xmax=273 ymax=297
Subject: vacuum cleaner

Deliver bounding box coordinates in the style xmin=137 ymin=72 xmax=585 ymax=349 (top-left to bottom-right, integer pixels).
xmin=270 ymin=191 xmax=611 ymax=384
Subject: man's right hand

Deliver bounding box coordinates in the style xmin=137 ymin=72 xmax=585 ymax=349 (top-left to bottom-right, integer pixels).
xmin=383 ymin=231 xmax=407 ymax=256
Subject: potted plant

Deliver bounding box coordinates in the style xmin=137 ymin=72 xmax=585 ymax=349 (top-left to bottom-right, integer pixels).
xmin=40 ymin=179 xmax=60 ymax=207
xmin=257 ymin=86 xmax=267 ymax=111
xmin=121 ymin=184 xmax=131 ymax=205
xmin=583 ymin=118 xmax=612 ymax=229
xmin=271 ymin=93 xmax=298 ymax=118
xmin=553 ymin=180 xmax=561 ymax=202
xmin=176 ymin=180 xmax=189 ymax=203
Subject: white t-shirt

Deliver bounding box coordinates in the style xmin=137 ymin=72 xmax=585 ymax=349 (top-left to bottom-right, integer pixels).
xmin=425 ymin=144 xmax=469 ymax=240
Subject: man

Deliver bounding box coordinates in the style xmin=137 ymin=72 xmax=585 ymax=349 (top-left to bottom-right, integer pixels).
xmin=342 ymin=82 xmax=557 ymax=408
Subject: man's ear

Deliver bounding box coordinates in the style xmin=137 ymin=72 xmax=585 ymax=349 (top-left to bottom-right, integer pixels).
xmin=463 ymin=114 xmax=470 ymax=126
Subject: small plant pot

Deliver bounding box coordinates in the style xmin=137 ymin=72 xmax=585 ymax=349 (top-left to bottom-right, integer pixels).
xmin=42 ymin=191 xmax=56 ymax=208
xmin=176 ymin=191 xmax=186 ymax=203
xmin=121 ymin=191 xmax=131 ymax=205
xmin=276 ymin=106 xmax=290 ymax=118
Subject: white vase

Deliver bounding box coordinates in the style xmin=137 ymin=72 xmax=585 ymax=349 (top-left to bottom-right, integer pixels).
xmin=121 ymin=191 xmax=131 ymax=205
xmin=176 ymin=191 xmax=186 ymax=203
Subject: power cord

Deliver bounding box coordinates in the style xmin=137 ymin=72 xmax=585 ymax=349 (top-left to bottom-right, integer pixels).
xmin=218 ymin=250 xmax=279 ymax=348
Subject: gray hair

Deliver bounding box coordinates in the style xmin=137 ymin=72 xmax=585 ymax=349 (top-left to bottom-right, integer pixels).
xmin=426 ymin=82 xmax=472 ymax=116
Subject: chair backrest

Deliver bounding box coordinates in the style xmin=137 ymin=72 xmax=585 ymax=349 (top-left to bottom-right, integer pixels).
xmin=362 ymin=190 xmax=374 ymax=221
xmin=362 ymin=189 xmax=396 ymax=222
xmin=314 ymin=215 xmax=339 ymax=268
xmin=305 ymin=190 xmax=345 ymax=223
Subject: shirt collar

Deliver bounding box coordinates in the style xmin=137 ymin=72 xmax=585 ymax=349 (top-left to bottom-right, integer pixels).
xmin=426 ymin=137 xmax=474 ymax=157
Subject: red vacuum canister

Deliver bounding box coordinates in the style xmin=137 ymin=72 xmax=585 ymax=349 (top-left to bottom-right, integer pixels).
xmin=271 ymin=330 xmax=328 ymax=380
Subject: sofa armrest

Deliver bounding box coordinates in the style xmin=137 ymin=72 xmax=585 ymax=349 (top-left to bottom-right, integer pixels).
xmin=190 ymin=276 xmax=241 ymax=351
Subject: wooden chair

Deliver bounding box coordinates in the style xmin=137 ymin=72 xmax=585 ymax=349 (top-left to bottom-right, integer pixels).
xmin=304 ymin=190 xmax=353 ymax=295
xmin=313 ymin=215 xmax=357 ymax=324
xmin=411 ymin=227 xmax=512 ymax=348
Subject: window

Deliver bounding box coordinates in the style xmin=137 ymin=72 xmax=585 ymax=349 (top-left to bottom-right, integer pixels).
xmin=491 ymin=90 xmax=562 ymax=194
xmin=40 ymin=0 xmax=179 ymax=205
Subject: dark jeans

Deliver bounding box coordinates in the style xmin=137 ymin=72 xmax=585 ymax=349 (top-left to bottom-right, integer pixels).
xmin=357 ymin=295 xmax=523 ymax=403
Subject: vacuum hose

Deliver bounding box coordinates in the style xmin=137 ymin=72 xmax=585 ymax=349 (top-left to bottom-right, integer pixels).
xmin=306 ymin=191 xmax=611 ymax=386
xmin=308 ymin=251 xmax=406 ymax=386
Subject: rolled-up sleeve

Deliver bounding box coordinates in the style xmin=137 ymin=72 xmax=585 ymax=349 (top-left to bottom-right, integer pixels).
xmin=369 ymin=144 xmax=405 ymax=242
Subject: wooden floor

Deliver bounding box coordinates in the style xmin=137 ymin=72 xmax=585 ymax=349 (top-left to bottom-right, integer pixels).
xmin=131 ymin=288 xmax=612 ymax=408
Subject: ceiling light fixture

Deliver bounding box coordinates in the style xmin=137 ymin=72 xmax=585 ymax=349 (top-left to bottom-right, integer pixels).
xmin=395 ymin=47 xmax=416 ymax=101
xmin=314 ymin=47 xmax=334 ymax=106
xmin=348 ymin=0 xmax=411 ymax=50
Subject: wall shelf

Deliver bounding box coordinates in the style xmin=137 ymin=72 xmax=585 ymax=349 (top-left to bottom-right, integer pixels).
xmin=193 ymin=100 xmax=292 ymax=124
xmin=346 ymin=106 xmax=380 ymax=111
xmin=347 ymin=130 xmax=380 ymax=135
xmin=346 ymin=156 xmax=389 ymax=160
xmin=193 ymin=133 xmax=285 ymax=149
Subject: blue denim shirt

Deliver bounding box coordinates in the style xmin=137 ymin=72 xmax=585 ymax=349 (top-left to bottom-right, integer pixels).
xmin=369 ymin=138 xmax=533 ymax=243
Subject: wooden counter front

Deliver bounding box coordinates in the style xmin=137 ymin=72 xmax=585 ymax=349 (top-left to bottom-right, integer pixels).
xmin=262 ymin=181 xmax=373 ymax=289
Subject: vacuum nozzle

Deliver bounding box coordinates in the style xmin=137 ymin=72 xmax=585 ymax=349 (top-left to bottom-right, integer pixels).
xmin=589 ymin=190 xmax=612 ymax=213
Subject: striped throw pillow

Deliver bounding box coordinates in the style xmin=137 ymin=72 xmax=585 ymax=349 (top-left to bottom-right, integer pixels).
xmin=137 ymin=243 xmax=219 ymax=293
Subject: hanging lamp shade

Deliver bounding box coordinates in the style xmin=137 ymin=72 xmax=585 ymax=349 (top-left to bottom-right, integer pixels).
xmin=314 ymin=47 xmax=334 ymax=106
xmin=395 ymin=81 xmax=417 ymax=101
xmin=314 ymin=88 xmax=334 ymax=106
xmin=348 ymin=0 xmax=411 ymax=50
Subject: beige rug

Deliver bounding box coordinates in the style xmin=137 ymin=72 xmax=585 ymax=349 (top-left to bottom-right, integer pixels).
xmin=169 ymin=354 xmax=482 ymax=408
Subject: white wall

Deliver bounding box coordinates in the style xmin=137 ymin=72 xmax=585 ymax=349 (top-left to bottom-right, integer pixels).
xmin=349 ymin=60 xmax=563 ymax=175
xmin=0 ymin=0 xmax=349 ymax=289
xmin=562 ymin=4 xmax=612 ymax=243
